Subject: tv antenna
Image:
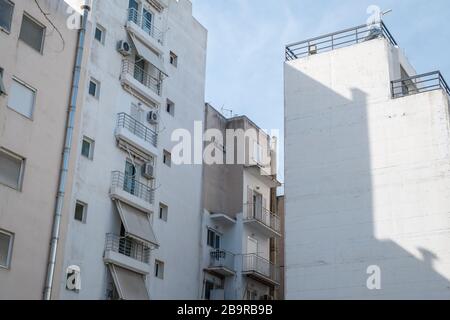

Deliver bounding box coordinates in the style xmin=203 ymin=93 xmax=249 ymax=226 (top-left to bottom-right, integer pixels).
xmin=221 ymin=106 xmax=234 ymax=118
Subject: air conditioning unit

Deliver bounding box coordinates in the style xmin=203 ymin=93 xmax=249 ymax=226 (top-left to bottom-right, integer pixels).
xmin=117 ymin=40 xmax=131 ymax=56
xmin=142 ymin=162 xmax=155 ymax=180
xmin=147 ymin=111 xmax=159 ymax=124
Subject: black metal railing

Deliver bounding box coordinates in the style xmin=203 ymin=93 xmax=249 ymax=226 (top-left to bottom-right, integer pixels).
xmin=111 ymin=171 xmax=155 ymax=204
xmin=117 ymin=113 xmax=157 ymax=147
xmin=285 ymin=22 xmax=397 ymax=61
xmin=244 ymin=203 xmax=281 ymax=234
xmin=105 ymin=233 xmax=151 ymax=264
xmin=128 ymin=8 xmax=164 ymax=45
xmin=242 ymin=254 xmax=280 ymax=284
xmin=391 ymin=71 xmax=450 ymax=99
xmin=122 ymin=59 xmax=162 ymax=96
xmin=209 ymin=249 xmax=235 ymax=272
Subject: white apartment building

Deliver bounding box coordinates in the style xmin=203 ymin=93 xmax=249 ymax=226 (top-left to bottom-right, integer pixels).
xmin=201 ymin=104 xmax=281 ymax=300
xmin=284 ymin=22 xmax=450 ymax=299
xmin=0 ymin=0 xmax=85 ymax=299
xmin=53 ymin=0 xmax=207 ymax=299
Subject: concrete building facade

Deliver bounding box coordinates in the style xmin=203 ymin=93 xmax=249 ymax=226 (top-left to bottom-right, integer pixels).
xmin=284 ymin=22 xmax=450 ymax=299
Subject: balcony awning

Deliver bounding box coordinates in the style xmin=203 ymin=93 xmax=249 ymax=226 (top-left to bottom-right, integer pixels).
xmin=128 ymin=32 xmax=167 ymax=76
xmin=109 ymin=264 xmax=149 ymax=300
xmin=115 ymin=200 xmax=159 ymax=248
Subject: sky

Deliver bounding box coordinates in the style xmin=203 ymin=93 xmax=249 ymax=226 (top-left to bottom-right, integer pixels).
xmin=191 ymin=0 xmax=450 ymax=187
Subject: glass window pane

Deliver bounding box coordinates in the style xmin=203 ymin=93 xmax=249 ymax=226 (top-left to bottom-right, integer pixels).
xmin=81 ymin=140 xmax=91 ymax=158
xmin=0 ymin=149 xmax=22 ymax=190
xmin=0 ymin=0 xmax=14 ymax=32
xmin=8 ymin=79 xmax=35 ymax=118
xmin=89 ymin=81 xmax=97 ymax=97
xmin=19 ymin=15 xmax=45 ymax=52
xmin=0 ymin=231 xmax=12 ymax=268
xmin=74 ymin=203 xmax=85 ymax=222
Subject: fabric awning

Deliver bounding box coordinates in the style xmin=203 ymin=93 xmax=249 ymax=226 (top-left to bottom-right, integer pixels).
xmin=128 ymin=32 xmax=167 ymax=76
xmin=109 ymin=265 xmax=149 ymax=300
xmin=115 ymin=200 xmax=159 ymax=247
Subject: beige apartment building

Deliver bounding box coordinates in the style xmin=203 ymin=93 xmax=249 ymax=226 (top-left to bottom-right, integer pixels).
xmin=0 ymin=0 xmax=87 ymax=299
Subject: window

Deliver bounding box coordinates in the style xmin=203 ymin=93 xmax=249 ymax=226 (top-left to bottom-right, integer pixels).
xmin=7 ymin=78 xmax=36 ymax=119
xmin=94 ymin=24 xmax=105 ymax=44
xmin=0 ymin=148 xmax=24 ymax=190
xmin=19 ymin=14 xmax=45 ymax=53
xmin=169 ymin=51 xmax=178 ymax=67
xmin=154 ymin=260 xmax=164 ymax=279
xmin=207 ymin=229 xmax=220 ymax=249
xmin=88 ymin=78 xmax=100 ymax=98
xmin=81 ymin=136 xmax=94 ymax=160
xmin=74 ymin=201 xmax=87 ymax=223
xmin=204 ymin=281 xmax=214 ymax=300
xmin=0 ymin=0 xmax=14 ymax=33
xmin=163 ymin=150 xmax=171 ymax=167
xmin=0 ymin=229 xmax=14 ymax=269
xmin=0 ymin=68 xmax=6 ymax=95
xmin=159 ymin=203 xmax=168 ymax=222
xmin=166 ymin=99 xmax=175 ymax=116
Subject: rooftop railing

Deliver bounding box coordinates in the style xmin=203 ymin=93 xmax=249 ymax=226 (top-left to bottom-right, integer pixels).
xmin=209 ymin=249 xmax=235 ymax=272
xmin=242 ymin=254 xmax=280 ymax=284
xmin=105 ymin=233 xmax=151 ymax=264
xmin=244 ymin=203 xmax=281 ymax=234
xmin=285 ymin=22 xmax=397 ymax=61
xmin=128 ymin=8 xmax=164 ymax=45
xmin=111 ymin=171 xmax=155 ymax=204
xmin=117 ymin=112 xmax=157 ymax=147
xmin=391 ymin=71 xmax=450 ymax=99
xmin=122 ymin=59 xmax=162 ymax=96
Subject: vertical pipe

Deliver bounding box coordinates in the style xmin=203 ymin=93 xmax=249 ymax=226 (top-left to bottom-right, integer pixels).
xmin=43 ymin=1 xmax=91 ymax=300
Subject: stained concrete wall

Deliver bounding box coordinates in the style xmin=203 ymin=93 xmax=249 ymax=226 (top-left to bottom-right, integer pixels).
xmin=285 ymin=37 xmax=450 ymax=299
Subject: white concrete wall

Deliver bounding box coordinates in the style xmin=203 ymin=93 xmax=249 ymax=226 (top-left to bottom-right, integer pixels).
xmin=285 ymin=38 xmax=450 ymax=299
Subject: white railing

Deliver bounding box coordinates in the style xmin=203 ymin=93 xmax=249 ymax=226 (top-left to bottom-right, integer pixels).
xmin=128 ymin=8 xmax=164 ymax=45
xmin=244 ymin=203 xmax=281 ymax=234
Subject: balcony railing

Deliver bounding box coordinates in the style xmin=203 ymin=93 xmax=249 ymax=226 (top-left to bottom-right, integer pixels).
xmin=391 ymin=71 xmax=450 ymax=99
xmin=117 ymin=113 xmax=157 ymax=147
xmin=244 ymin=203 xmax=281 ymax=234
xmin=122 ymin=59 xmax=162 ymax=96
xmin=105 ymin=233 xmax=151 ymax=264
xmin=286 ymin=22 xmax=397 ymax=61
xmin=209 ymin=249 xmax=235 ymax=272
xmin=128 ymin=7 xmax=164 ymax=45
xmin=111 ymin=171 xmax=155 ymax=204
xmin=242 ymin=254 xmax=280 ymax=284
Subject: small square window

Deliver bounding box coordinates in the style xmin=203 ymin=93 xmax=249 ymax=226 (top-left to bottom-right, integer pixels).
xmin=163 ymin=150 xmax=171 ymax=167
xmin=159 ymin=203 xmax=168 ymax=222
xmin=94 ymin=24 xmax=105 ymax=44
xmin=166 ymin=99 xmax=175 ymax=116
xmin=88 ymin=78 xmax=100 ymax=98
xmin=19 ymin=14 xmax=45 ymax=53
xmin=155 ymin=260 xmax=164 ymax=279
xmin=74 ymin=201 xmax=87 ymax=223
xmin=7 ymin=78 xmax=36 ymax=119
xmin=169 ymin=51 xmax=178 ymax=67
xmin=0 ymin=148 xmax=25 ymax=191
xmin=0 ymin=0 xmax=14 ymax=33
xmin=0 ymin=229 xmax=14 ymax=269
xmin=81 ymin=136 xmax=94 ymax=159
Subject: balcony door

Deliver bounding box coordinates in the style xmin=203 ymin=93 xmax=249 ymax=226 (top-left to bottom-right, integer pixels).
xmin=252 ymin=191 xmax=263 ymax=220
xmin=134 ymin=56 xmax=146 ymax=85
xmin=142 ymin=8 xmax=153 ymax=35
xmin=128 ymin=0 xmax=139 ymax=24
xmin=124 ymin=161 xmax=137 ymax=195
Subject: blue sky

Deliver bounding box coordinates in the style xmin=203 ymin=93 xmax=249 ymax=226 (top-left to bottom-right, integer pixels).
xmin=192 ymin=0 xmax=450 ymax=185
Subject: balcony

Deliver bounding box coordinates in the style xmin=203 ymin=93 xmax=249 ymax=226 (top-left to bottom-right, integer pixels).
xmin=116 ymin=113 xmax=158 ymax=158
xmin=205 ymin=249 xmax=236 ymax=277
xmin=120 ymin=59 xmax=163 ymax=105
xmin=127 ymin=8 xmax=165 ymax=54
xmin=286 ymin=22 xmax=397 ymax=61
xmin=242 ymin=254 xmax=280 ymax=287
xmin=391 ymin=71 xmax=450 ymax=99
xmin=244 ymin=203 xmax=281 ymax=238
xmin=110 ymin=171 xmax=155 ymax=214
xmin=104 ymin=233 xmax=151 ymax=275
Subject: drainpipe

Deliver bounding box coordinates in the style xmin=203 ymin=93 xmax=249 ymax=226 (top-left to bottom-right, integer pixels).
xmin=43 ymin=1 xmax=91 ymax=300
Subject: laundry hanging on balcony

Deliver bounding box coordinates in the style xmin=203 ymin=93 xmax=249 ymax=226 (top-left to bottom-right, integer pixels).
xmin=114 ymin=200 xmax=159 ymax=248
xmin=108 ymin=264 xmax=149 ymax=300
xmin=128 ymin=32 xmax=168 ymax=77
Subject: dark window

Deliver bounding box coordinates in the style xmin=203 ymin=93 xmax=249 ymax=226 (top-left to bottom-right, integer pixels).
xmin=207 ymin=229 xmax=220 ymax=249
xmin=88 ymin=79 xmax=99 ymax=98
xmin=159 ymin=203 xmax=168 ymax=222
xmin=74 ymin=202 xmax=87 ymax=223
xmin=81 ymin=137 xmax=94 ymax=159
xmin=94 ymin=24 xmax=105 ymax=43
xmin=0 ymin=0 xmax=14 ymax=33
xmin=204 ymin=281 xmax=214 ymax=300
xmin=166 ymin=99 xmax=175 ymax=116
xmin=163 ymin=150 xmax=171 ymax=167
xmin=155 ymin=260 xmax=164 ymax=279
xmin=169 ymin=51 xmax=178 ymax=67
xmin=0 ymin=67 xmax=6 ymax=95
xmin=19 ymin=14 xmax=45 ymax=53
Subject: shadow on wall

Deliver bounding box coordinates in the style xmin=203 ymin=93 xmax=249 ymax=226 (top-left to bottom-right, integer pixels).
xmin=284 ymin=65 xmax=450 ymax=299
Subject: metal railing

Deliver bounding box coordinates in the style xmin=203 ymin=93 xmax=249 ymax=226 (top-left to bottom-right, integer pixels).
xmin=122 ymin=59 xmax=162 ymax=96
xmin=209 ymin=249 xmax=235 ymax=272
xmin=117 ymin=113 xmax=157 ymax=147
xmin=285 ymin=22 xmax=397 ymax=61
xmin=111 ymin=171 xmax=155 ymax=204
xmin=391 ymin=71 xmax=450 ymax=99
xmin=128 ymin=7 xmax=164 ymax=45
xmin=105 ymin=233 xmax=151 ymax=264
xmin=244 ymin=203 xmax=281 ymax=234
xmin=242 ymin=254 xmax=279 ymax=284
